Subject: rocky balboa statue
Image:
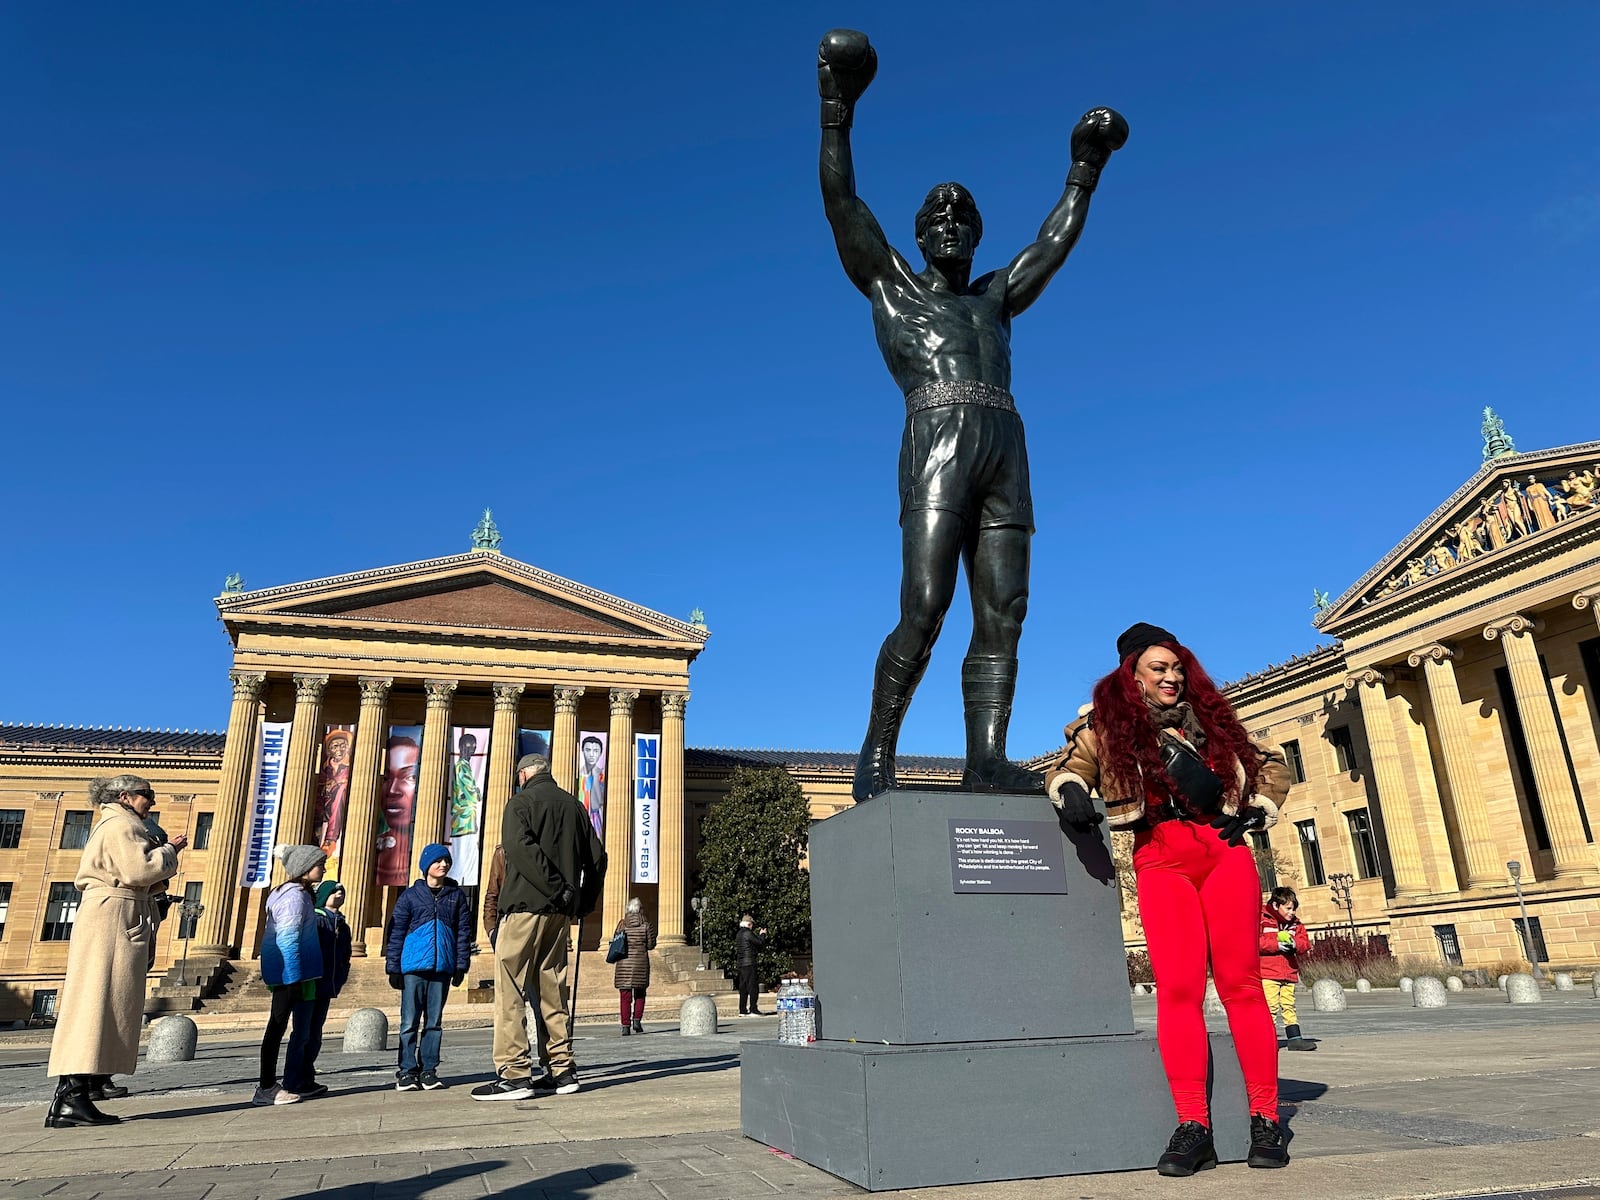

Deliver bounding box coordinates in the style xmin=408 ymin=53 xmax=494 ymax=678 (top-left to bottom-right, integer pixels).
xmin=817 ymin=28 xmax=1128 ymax=801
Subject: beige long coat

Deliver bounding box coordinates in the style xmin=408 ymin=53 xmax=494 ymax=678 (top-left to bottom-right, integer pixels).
xmin=46 ymin=804 xmax=179 ymax=1077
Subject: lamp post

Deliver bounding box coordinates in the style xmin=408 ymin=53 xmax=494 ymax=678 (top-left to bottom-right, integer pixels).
xmin=690 ymin=896 xmax=706 ymax=970
xmin=178 ymin=900 xmax=205 ymax=986
xmin=1506 ymin=861 xmax=1544 ymax=981
xmin=1328 ymin=873 xmax=1357 ymax=938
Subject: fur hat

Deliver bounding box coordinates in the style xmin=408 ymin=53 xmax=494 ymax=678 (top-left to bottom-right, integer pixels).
xmin=1116 ymin=622 xmax=1178 ymax=663
xmin=419 ymin=843 xmax=453 ymax=874
xmin=274 ymin=843 xmax=327 ymax=881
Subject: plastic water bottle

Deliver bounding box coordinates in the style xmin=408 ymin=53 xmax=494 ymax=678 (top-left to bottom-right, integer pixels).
xmin=776 ymin=977 xmax=797 ymax=1045
xmin=796 ymin=977 xmax=817 ymax=1044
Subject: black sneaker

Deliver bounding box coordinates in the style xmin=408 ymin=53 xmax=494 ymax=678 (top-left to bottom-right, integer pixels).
xmin=395 ymin=1072 xmax=422 ymax=1093
xmin=470 ymin=1076 xmax=534 ymax=1101
xmin=1247 ymin=1114 xmax=1290 ymax=1168
xmin=1156 ymin=1121 xmax=1217 ymax=1177
xmin=420 ymin=1071 xmax=447 ymax=1091
xmin=546 ymin=1069 xmax=579 ymax=1096
xmin=301 ymin=1082 xmax=331 ymax=1099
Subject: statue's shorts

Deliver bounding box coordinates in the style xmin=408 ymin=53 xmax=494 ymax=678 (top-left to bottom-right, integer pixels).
xmin=897 ymin=380 xmax=1034 ymax=533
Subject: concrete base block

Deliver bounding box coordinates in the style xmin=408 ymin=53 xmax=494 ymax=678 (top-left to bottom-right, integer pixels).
xmin=342 ymin=1007 xmax=388 ymax=1052
xmin=742 ymin=1032 xmax=1249 ymax=1190
xmin=146 ymin=1015 xmax=197 ymax=1063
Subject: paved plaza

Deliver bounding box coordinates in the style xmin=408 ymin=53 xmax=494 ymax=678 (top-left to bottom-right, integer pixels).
xmin=1 ymin=990 xmax=1597 ymax=1199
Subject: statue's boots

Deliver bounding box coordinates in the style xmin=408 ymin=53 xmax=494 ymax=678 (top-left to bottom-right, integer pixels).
xmin=852 ymin=646 xmax=930 ymax=801
xmin=959 ymin=655 xmax=1046 ymax=793
xmin=45 ymin=1076 xmax=121 ymax=1129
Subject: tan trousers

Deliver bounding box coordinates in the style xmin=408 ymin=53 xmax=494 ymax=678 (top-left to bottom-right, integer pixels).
xmin=493 ymin=910 xmax=573 ymax=1078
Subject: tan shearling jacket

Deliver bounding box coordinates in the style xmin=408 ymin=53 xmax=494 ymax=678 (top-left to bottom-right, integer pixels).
xmin=1046 ymin=708 xmax=1291 ymax=830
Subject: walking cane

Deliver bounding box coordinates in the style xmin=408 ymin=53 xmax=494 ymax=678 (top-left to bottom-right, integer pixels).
xmin=570 ymin=910 xmax=584 ymax=1021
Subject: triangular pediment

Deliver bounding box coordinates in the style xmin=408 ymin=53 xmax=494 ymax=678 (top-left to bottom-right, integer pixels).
xmin=1317 ymin=441 xmax=1600 ymax=631
xmin=217 ymin=552 xmax=708 ymax=647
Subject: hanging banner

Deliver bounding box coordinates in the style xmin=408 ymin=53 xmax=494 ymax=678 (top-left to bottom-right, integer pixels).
xmin=578 ymin=730 xmax=608 ymax=837
xmin=376 ymin=724 xmax=423 ymax=888
xmin=632 ymin=733 xmax=659 ymax=884
xmin=313 ymin=724 xmax=355 ymax=881
xmin=446 ymin=726 xmax=490 ymax=885
xmin=240 ymin=720 xmax=292 ymax=888
xmin=517 ymin=728 xmax=552 ymax=761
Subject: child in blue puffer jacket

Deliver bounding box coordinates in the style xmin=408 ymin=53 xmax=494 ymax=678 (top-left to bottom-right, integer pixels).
xmin=384 ymin=843 xmax=473 ymax=1091
xmin=255 ymin=844 xmax=326 ymax=1107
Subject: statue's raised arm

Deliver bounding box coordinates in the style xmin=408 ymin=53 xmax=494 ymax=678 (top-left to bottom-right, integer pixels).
xmin=1001 ymin=108 xmax=1129 ymax=317
xmin=817 ymin=30 xmax=914 ymax=296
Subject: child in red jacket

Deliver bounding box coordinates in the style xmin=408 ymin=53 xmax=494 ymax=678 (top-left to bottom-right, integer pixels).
xmin=1260 ymin=886 xmax=1315 ymax=1051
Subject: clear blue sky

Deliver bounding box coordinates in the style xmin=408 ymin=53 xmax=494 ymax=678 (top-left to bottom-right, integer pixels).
xmin=3 ymin=3 xmax=1597 ymax=758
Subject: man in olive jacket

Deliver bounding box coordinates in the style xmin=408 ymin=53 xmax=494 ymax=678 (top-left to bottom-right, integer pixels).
xmin=473 ymin=753 xmax=607 ymax=1100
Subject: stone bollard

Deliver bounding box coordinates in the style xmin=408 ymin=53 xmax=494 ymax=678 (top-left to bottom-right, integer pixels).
xmin=1446 ymin=976 xmax=1464 ymax=992
xmin=680 ymin=995 xmax=719 ymax=1037
xmin=342 ymin=1007 xmax=389 ymax=1052
xmin=1553 ymin=972 xmax=1574 ymax=991
xmin=1498 ymin=974 xmax=1510 ymax=991
xmin=1412 ymin=976 xmax=1448 ymax=1008
xmin=1354 ymin=978 xmax=1372 ymax=993
xmin=146 ymin=1014 xmax=198 ymax=1063
xmin=1398 ymin=976 xmax=1414 ymax=994
xmin=1506 ymin=973 xmax=1542 ymax=1004
xmin=1203 ymin=979 xmax=1225 ymax=1017
xmin=1310 ymin=978 xmax=1347 ymax=1013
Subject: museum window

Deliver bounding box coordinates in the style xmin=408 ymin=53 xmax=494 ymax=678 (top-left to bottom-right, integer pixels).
xmin=1433 ymin=924 xmax=1463 ymax=967
xmin=41 ymin=882 xmax=80 ymax=941
xmin=1346 ymin=809 xmax=1382 ymax=880
xmin=32 ymin=990 xmax=58 ymax=1022
xmin=1295 ymin=819 xmax=1326 ymax=886
xmin=0 ymin=808 xmax=23 ymax=849
xmin=1282 ymin=740 xmax=1306 ymax=786
xmin=1249 ymin=831 xmax=1277 ymax=890
xmin=59 ymin=811 xmax=93 ymax=851
xmin=0 ymin=881 xmax=10 ymax=939
xmin=1512 ymin=916 xmax=1549 ymax=964
xmin=1329 ymin=726 xmax=1356 ymax=773
xmin=193 ymin=811 xmax=214 ymax=851
xmin=176 ymin=882 xmax=203 ymax=939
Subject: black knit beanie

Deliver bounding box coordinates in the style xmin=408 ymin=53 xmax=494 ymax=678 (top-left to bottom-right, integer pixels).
xmin=1116 ymin=622 xmax=1179 ymax=663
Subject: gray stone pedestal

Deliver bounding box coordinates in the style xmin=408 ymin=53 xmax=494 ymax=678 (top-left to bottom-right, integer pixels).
xmin=739 ymin=790 xmax=1250 ymax=1189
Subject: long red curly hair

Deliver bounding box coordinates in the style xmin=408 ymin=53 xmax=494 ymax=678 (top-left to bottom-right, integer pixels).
xmin=1089 ymin=640 xmax=1262 ymax=806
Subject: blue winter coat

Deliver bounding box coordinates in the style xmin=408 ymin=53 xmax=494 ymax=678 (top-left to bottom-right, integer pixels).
xmin=262 ymin=882 xmax=323 ymax=987
xmin=315 ymin=908 xmax=353 ymax=999
xmin=385 ymin=877 xmax=473 ymax=977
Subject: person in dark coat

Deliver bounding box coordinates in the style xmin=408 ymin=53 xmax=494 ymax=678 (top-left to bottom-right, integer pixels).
xmin=304 ymin=879 xmax=354 ymax=1095
xmin=384 ymin=843 xmax=473 ymax=1092
xmin=613 ymin=897 xmax=658 ymax=1034
xmin=734 ymin=914 xmax=768 ymax=1016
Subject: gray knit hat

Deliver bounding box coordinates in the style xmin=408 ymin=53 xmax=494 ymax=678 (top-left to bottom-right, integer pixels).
xmin=274 ymin=843 xmax=327 ymax=880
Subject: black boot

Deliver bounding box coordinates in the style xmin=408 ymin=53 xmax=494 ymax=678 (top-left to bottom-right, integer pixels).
xmin=88 ymin=1075 xmax=130 ymax=1100
xmin=632 ymin=1020 xmax=644 ymax=1034
xmin=959 ymin=656 xmax=1046 ymax=793
xmin=1247 ymin=1114 xmax=1290 ymax=1168
xmin=45 ymin=1076 xmax=121 ymax=1128
xmin=1283 ymin=1023 xmax=1316 ymax=1051
xmin=852 ymin=646 xmax=930 ymax=801
xmin=620 ymin=1023 xmax=631 ymax=1035
xmin=1156 ymin=1121 xmax=1216 ymax=1177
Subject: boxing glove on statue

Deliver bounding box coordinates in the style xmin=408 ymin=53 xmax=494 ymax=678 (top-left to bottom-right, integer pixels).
xmin=818 ymin=29 xmax=877 ymax=128
xmin=1067 ymin=107 xmax=1129 ymax=192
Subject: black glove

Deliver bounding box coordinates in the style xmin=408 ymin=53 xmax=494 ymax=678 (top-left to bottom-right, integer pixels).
xmin=388 ymin=972 xmax=403 ymax=990
xmin=1052 ymin=778 xmax=1103 ymax=831
xmin=452 ymin=972 xmax=465 ymax=988
xmin=1210 ymin=806 xmax=1267 ymax=847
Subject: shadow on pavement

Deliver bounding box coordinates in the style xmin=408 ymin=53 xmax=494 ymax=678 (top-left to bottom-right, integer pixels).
xmin=274 ymin=1159 xmax=638 ymax=1200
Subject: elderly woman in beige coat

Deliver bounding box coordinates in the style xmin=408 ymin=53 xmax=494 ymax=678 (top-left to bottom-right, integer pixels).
xmin=45 ymin=773 xmax=184 ymax=1128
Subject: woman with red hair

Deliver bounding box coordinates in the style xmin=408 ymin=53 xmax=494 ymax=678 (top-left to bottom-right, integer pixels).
xmin=1047 ymin=623 xmax=1292 ymax=1175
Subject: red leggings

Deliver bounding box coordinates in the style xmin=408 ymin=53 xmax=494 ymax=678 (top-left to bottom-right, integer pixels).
xmin=619 ymin=987 xmax=646 ymax=1024
xmin=1135 ymin=819 xmax=1279 ymax=1123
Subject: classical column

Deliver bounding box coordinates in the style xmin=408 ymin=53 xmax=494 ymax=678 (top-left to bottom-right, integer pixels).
xmin=191 ymin=670 xmax=266 ymax=955
xmin=602 ymin=689 xmax=639 ymax=934
xmin=552 ymin=687 xmax=585 ymax=793
xmin=1346 ymin=668 xmax=1431 ymax=899
xmin=341 ymin=676 xmax=392 ymax=954
xmin=476 ymin=682 xmax=524 ymax=949
xmin=1406 ymin=645 xmax=1500 ymax=889
xmin=658 ymin=691 xmax=689 ymax=944
xmin=1574 ymin=589 xmax=1600 ymax=633
xmin=1484 ymin=614 xmax=1598 ymax=880
xmin=412 ymin=679 xmax=458 ymax=870
xmin=276 ymin=673 xmax=329 ymax=846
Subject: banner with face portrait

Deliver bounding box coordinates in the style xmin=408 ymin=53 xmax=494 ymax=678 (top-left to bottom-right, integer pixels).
xmin=241 ymin=720 xmax=292 ymax=888
xmin=376 ymin=724 xmax=423 ymax=888
xmin=632 ymin=734 xmax=659 ymax=884
xmin=578 ymin=730 xmax=608 ymax=837
xmin=313 ymin=723 xmax=355 ymax=882
xmin=517 ymin=728 xmax=552 ymax=762
xmin=446 ymin=725 xmax=490 ymax=885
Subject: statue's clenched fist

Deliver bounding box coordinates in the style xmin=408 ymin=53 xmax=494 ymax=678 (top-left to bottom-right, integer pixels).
xmin=1070 ymin=107 xmax=1129 ymax=168
xmin=818 ymin=28 xmax=877 ymax=107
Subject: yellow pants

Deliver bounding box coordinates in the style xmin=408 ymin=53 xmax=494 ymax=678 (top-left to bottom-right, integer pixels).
xmin=1262 ymin=979 xmax=1298 ymax=1027
xmin=492 ymin=910 xmax=573 ymax=1078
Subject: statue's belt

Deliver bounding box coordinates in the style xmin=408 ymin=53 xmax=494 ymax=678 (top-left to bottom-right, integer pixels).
xmin=904 ymin=379 xmax=1017 ymax=416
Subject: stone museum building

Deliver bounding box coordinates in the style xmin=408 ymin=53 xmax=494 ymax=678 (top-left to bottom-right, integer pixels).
xmin=3 ymin=428 xmax=1599 ymax=1020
